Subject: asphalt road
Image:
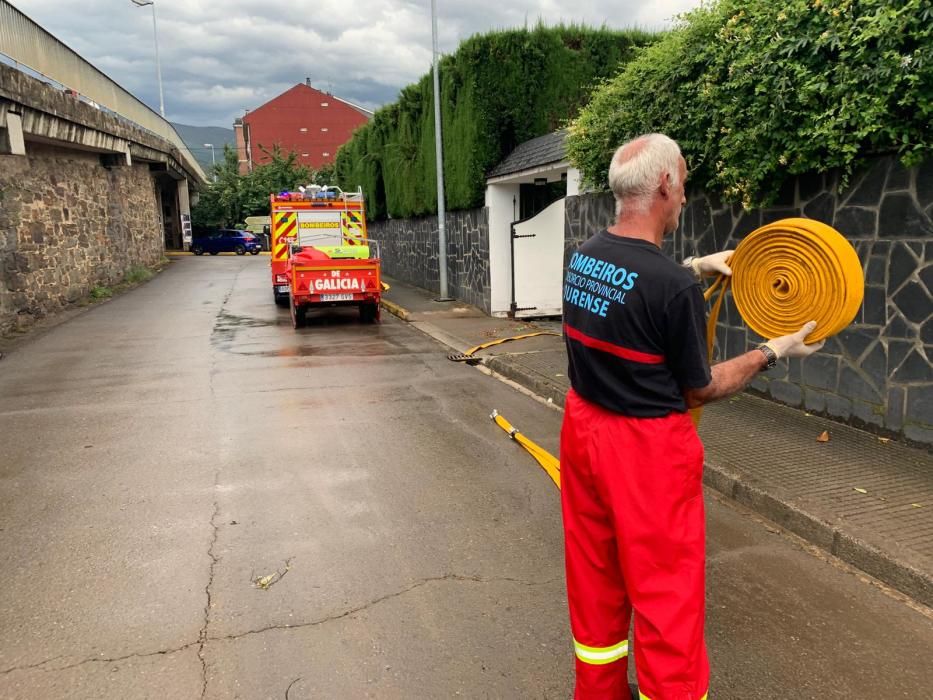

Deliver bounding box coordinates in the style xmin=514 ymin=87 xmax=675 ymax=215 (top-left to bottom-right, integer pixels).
xmin=1 ymin=256 xmax=931 ymax=700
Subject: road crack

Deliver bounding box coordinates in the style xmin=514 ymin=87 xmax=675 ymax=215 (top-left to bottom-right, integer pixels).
xmin=0 ymin=644 xmax=197 ymax=676
xmin=198 ymin=470 xmax=222 ymax=699
xmin=210 ymin=573 xmax=559 ymax=643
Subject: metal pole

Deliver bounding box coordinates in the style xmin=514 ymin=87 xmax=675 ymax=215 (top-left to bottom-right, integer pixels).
xmin=204 ymin=144 xmax=216 ymax=181
xmin=431 ymin=0 xmax=450 ymax=300
xmin=150 ymin=3 xmax=165 ymax=117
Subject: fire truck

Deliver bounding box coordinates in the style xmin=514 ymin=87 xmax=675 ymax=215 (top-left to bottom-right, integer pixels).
xmin=268 ymin=186 xmax=381 ymax=328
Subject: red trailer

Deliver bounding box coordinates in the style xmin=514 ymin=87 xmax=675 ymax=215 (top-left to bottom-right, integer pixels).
xmin=285 ymin=244 xmax=381 ymax=328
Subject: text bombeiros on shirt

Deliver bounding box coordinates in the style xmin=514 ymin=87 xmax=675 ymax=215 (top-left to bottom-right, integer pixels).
xmin=564 ymin=252 xmax=639 ymax=317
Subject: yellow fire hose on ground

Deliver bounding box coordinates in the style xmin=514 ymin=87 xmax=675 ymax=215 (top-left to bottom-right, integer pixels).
xmin=492 ymin=218 xmax=865 ymax=486
xmin=448 ymin=331 xmax=561 ymax=364
xmin=490 ymin=410 xmax=561 ymax=488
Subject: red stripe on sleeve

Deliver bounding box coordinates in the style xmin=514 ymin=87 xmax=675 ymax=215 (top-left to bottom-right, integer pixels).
xmin=563 ymin=324 xmax=666 ymax=365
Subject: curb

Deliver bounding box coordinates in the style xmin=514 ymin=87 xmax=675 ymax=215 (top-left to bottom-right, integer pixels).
xmin=484 ymin=355 xmax=568 ymax=408
xmin=703 ymin=464 xmax=933 ymax=608
xmin=383 ymin=298 xmax=933 ymax=608
xmin=380 ymin=298 xmax=411 ymax=322
xmin=166 ymin=251 xmax=271 ymax=257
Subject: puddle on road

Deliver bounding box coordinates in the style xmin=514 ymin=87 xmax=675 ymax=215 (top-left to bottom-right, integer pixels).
xmin=210 ymin=309 xmax=411 ymax=358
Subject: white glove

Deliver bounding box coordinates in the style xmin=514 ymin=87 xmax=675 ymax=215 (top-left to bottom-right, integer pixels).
xmin=685 ymin=250 xmax=734 ymax=278
xmin=764 ymin=321 xmax=825 ymax=359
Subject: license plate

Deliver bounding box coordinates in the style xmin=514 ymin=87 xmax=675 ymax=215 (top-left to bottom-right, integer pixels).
xmin=275 ymin=285 xmax=290 ymax=293
xmin=321 ymin=294 xmax=354 ymax=302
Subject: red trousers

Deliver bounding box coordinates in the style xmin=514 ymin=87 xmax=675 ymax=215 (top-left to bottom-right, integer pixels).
xmin=560 ymin=389 xmax=709 ymax=700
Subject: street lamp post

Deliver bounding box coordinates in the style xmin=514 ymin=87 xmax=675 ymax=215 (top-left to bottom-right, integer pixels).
xmin=431 ymin=0 xmax=451 ymax=301
xmin=204 ymin=143 xmax=216 ymax=180
xmin=131 ymin=0 xmax=165 ymax=118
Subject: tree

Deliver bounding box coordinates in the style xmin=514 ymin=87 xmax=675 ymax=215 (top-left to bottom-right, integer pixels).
xmin=191 ymin=145 xmax=313 ymax=227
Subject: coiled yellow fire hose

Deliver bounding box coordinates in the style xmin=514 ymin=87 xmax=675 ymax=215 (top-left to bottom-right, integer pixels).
xmin=692 ymin=218 xmax=864 ymax=423
xmin=705 ymin=217 xmax=864 ymax=351
xmin=495 ymin=217 xmax=864 ymax=483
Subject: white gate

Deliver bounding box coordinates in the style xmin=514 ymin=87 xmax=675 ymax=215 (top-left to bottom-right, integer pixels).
xmin=510 ymin=197 xmax=565 ymax=318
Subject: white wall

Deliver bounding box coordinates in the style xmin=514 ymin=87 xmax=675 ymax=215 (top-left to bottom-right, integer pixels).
xmin=485 ymin=182 xmax=521 ymax=316
xmin=566 ymin=167 xmax=582 ymax=196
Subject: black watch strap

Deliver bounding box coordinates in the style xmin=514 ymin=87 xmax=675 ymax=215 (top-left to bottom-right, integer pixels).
xmin=757 ymin=344 xmax=778 ymax=370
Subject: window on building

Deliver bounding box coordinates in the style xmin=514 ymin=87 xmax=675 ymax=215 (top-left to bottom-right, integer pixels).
xmin=321 ymin=102 xmax=329 ymax=107
xmin=321 ymin=127 xmax=329 ymax=132
xmin=299 ymin=127 xmax=308 ymax=132
xmin=302 ymin=153 xmax=309 ymax=157
xmin=322 ymin=152 xmax=330 ymax=157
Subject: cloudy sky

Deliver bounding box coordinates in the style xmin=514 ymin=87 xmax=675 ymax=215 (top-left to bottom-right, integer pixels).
xmin=13 ymin=0 xmax=701 ymax=128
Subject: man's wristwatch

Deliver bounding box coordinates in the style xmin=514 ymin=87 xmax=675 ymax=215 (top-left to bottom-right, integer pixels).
xmin=682 ymin=257 xmax=701 ymax=280
xmin=757 ymin=344 xmax=777 ymax=370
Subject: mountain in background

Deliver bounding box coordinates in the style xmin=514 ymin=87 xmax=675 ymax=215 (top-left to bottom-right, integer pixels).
xmin=171 ymin=123 xmax=235 ymax=173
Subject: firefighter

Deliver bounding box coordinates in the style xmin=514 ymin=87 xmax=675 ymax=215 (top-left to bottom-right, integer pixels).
xmin=560 ymin=133 xmax=824 ymax=700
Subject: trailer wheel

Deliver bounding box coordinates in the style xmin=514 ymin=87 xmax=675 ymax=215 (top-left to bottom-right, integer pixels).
xmin=290 ymin=297 xmax=306 ymax=329
xmin=191 ymin=245 xmax=204 ymax=255
xmin=234 ymin=244 xmax=246 ymax=255
xmin=359 ymin=302 xmax=379 ymax=324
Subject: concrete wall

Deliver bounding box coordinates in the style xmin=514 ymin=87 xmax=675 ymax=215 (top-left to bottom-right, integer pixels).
xmin=0 ymin=143 xmax=163 ymax=334
xmin=565 ymin=156 xmax=933 ymax=445
xmin=367 ymin=209 xmax=490 ymax=313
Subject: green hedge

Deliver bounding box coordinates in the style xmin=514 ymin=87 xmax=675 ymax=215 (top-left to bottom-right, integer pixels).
xmin=335 ymin=25 xmax=656 ymax=219
xmin=567 ymin=0 xmax=932 ymax=208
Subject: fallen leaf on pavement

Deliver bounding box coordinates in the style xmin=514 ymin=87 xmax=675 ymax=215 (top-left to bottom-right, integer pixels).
xmin=878 ymin=437 xmax=890 ymax=444
xmin=254 ymin=573 xmax=278 ymax=589
xmin=912 ymin=503 xmax=923 ymax=508
xmin=816 ymin=430 xmax=830 ymax=442
xmin=853 ymin=487 xmax=868 ymax=494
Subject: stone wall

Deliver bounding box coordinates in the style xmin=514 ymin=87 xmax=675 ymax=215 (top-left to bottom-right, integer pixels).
xmin=367 ymin=208 xmax=490 ymax=313
xmin=564 ymin=156 xmax=933 ymax=446
xmin=0 ymin=142 xmax=163 ymax=334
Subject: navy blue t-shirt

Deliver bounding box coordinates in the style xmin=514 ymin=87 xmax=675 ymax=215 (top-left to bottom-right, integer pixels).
xmin=563 ymin=230 xmax=711 ymax=417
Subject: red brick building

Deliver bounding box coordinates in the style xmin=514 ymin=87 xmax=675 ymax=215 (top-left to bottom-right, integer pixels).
xmin=234 ymin=80 xmax=372 ymax=174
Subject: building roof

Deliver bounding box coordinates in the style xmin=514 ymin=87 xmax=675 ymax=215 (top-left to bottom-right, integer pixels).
xmin=244 ymin=83 xmax=373 ymax=122
xmin=330 ymin=94 xmax=374 ymax=118
xmin=487 ymin=129 xmax=568 ymax=179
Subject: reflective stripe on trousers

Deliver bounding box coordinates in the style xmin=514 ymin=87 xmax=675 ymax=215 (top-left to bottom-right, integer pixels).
xmin=574 ymin=637 xmax=629 ymax=665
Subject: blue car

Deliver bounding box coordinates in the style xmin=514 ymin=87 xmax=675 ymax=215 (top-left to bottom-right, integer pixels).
xmin=191 ymin=229 xmax=262 ymax=256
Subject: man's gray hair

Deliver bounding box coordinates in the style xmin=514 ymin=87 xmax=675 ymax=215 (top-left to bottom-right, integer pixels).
xmin=608 ymin=133 xmax=683 ymax=216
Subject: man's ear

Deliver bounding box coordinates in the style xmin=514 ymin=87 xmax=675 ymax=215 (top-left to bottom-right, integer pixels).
xmin=658 ymin=171 xmax=672 ymax=198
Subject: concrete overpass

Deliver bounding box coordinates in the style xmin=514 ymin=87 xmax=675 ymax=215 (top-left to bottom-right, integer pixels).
xmin=0 ymin=0 xmax=208 ymax=334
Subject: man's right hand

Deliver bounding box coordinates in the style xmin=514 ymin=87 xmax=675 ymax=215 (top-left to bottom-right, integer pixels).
xmin=764 ymin=321 xmax=825 ymax=359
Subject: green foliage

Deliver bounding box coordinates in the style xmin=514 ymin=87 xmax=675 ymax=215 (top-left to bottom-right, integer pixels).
xmin=90 ymin=286 xmax=112 ymax=299
xmin=191 ymin=145 xmax=313 ymax=226
xmin=124 ymin=266 xmax=153 ymax=285
xmin=335 ymin=24 xmax=657 ymax=219
xmin=567 ymin=0 xmax=933 ymax=208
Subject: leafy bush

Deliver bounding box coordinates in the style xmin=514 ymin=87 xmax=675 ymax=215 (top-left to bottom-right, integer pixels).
xmin=567 ymin=0 xmax=933 ymax=208
xmin=335 ymin=24 xmax=657 ymax=219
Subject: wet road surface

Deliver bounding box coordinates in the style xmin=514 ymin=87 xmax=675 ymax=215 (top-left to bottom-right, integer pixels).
xmin=1 ymin=256 xmax=931 ymax=699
